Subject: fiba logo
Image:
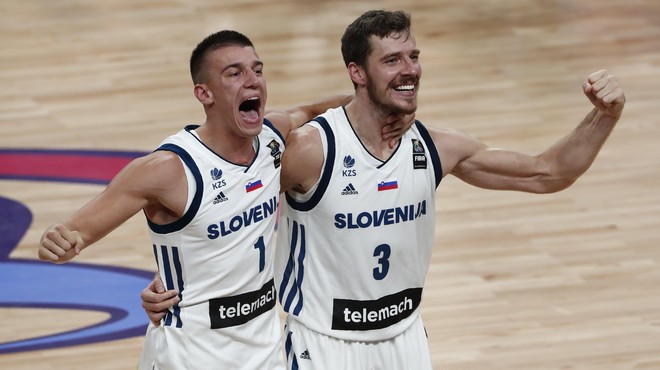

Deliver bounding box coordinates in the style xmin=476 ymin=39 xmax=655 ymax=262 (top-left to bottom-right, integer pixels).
xmin=411 ymin=140 xmax=427 ymax=169
xmin=267 ymin=140 xmax=282 ymax=168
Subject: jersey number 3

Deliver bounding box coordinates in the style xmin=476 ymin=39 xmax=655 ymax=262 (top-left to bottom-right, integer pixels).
xmin=372 ymin=244 xmax=391 ymax=280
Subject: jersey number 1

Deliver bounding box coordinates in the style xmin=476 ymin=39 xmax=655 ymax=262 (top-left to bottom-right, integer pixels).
xmin=254 ymin=236 xmax=265 ymax=272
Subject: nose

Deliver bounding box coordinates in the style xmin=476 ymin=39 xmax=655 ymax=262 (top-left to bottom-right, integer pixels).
xmin=244 ymin=69 xmax=260 ymax=88
xmin=401 ymin=56 xmax=420 ymax=77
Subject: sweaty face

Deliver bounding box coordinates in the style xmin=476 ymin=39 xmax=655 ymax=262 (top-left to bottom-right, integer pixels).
xmin=203 ymin=46 xmax=267 ymax=139
xmin=363 ymin=34 xmax=421 ymax=115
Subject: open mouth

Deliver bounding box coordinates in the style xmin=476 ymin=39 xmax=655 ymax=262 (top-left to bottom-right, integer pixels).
xmin=393 ymin=84 xmax=415 ymax=93
xmin=394 ymin=84 xmax=414 ymax=91
xmin=239 ymin=97 xmax=261 ymax=122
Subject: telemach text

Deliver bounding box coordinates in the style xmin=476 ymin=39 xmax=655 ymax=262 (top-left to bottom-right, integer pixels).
xmin=331 ymin=287 xmax=422 ymax=330
xmin=343 ymin=297 xmax=413 ymax=323
xmin=208 ymin=279 xmax=276 ymax=328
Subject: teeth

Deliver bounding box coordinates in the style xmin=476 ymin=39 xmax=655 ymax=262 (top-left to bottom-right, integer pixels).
xmin=395 ymin=85 xmax=414 ymax=91
xmin=247 ymin=97 xmax=259 ymax=101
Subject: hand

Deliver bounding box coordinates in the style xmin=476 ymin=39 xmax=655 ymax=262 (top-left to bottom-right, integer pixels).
xmin=583 ymin=69 xmax=625 ymax=118
xmin=141 ymin=275 xmax=180 ymax=326
xmin=38 ymin=224 xmax=83 ymax=263
xmin=382 ymin=113 xmax=416 ymax=148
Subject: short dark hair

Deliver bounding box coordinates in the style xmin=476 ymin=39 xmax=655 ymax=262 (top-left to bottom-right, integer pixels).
xmin=340 ymin=10 xmax=412 ymax=68
xmin=190 ymin=30 xmax=254 ymax=84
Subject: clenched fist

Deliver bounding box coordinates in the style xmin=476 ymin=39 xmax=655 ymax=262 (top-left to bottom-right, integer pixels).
xmin=583 ymin=69 xmax=625 ymax=119
xmin=39 ymin=223 xmax=84 ymax=263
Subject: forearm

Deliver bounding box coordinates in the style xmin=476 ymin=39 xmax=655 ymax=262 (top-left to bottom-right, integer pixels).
xmin=542 ymin=107 xmax=619 ymax=186
xmin=287 ymin=94 xmax=352 ymax=129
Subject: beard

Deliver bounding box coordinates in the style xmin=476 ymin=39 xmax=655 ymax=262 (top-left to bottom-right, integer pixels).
xmin=366 ymin=78 xmax=418 ymax=116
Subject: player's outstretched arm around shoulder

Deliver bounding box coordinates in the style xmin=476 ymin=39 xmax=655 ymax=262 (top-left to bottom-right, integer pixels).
xmin=434 ymin=69 xmax=625 ymax=194
xmin=265 ymin=94 xmax=353 ymax=140
xmin=266 ymin=94 xmax=413 ymax=148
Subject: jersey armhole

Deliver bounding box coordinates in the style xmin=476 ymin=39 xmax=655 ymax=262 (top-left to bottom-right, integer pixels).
xmin=147 ymin=143 xmax=203 ymax=234
xmin=415 ymin=121 xmax=443 ymax=189
xmin=285 ymin=116 xmax=335 ymax=211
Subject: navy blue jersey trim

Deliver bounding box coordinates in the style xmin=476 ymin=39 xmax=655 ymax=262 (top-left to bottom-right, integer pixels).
xmin=285 ymin=117 xmax=335 ymax=211
xmin=264 ymin=118 xmax=285 ymax=145
xmin=147 ymin=143 xmax=203 ymax=234
xmin=160 ymin=245 xmax=183 ymax=328
xmin=280 ymin=220 xmax=306 ymax=315
xmin=415 ymin=121 xmax=443 ymax=188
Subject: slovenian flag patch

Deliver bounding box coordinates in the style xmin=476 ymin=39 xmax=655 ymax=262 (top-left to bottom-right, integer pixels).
xmin=246 ymin=179 xmax=263 ymax=192
xmin=377 ymin=179 xmax=398 ymax=191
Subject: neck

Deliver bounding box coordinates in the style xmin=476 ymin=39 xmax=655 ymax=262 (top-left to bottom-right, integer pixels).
xmin=195 ymin=124 xmax=255 ymax=165
xmin=344 ymin=98 xmax=402 ymax=160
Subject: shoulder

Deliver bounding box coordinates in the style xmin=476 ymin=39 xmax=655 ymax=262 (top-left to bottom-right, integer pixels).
xmin=265 ymin=110 xmax=295 ymax=140
xmin=283 ymin=125 xmax=323 ymax=163
xmin=113 ymin=150 xmax=185 ymax=190
xmin=424 ymin=126 xmax=483 ymax=152
xmin=422 ymin=126 xmax=487 ymax=177
xmin=281 ymin=125 xmax=324 ymax=193
xmin=136 ymin=150 xmax=184 ymax=172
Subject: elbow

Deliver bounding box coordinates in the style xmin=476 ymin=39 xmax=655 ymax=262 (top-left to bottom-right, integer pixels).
xmin=535 ymin=174 xmax=579 ymax=194
xmin=533 ymin=157 xmax=585 ymax=194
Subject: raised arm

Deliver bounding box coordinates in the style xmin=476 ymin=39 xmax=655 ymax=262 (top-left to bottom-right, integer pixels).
xmin=38 ymin=151 xmax=187 ymax=262
xmin=436 ymin=69 xmax=625 ymax=194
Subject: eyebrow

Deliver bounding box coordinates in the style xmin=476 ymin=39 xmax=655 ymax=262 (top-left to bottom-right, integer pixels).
xmin=221 ymin=60 xmax=264 ymax=73
xmin=381 ymin=49 xmax=420 ymax=61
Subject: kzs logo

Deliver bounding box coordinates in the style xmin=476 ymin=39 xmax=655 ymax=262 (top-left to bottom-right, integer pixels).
xmin=342 ymin=155 xmax=356 ymax=177
xmin=211 ymin=168 xmax=227 ymax=189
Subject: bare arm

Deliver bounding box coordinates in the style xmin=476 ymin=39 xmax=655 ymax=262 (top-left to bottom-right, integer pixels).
xmin=266 ymin=94 xmax=413 ymax=148
xmin=38 ymin=151 xmax=187 ymax=262
xmin=265 ymin=94 xmax=353 ymax=140
xmin=437 ymin=69 xmax=625 ymax=194
xmin=279 ymin=124 xmax=326 ymax=194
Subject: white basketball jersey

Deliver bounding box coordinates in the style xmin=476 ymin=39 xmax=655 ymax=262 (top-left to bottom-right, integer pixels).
xmin=275 ymin=107 xmax=442 ymax=341
xmin=139 ymin=121 xmax=285 ymax=369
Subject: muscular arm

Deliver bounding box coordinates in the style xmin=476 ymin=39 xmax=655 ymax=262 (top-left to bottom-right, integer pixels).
xmin=436 ymin=69 xmax=625 ymax=194
xmin=266 ymin=94 xmax=414 ymax=148
xmin=265 ymin=95 xmax=352 ymax=140
xmin=38 ymin=151 xmax=187 ymax=262
xmin=279 ymin=124 xmax=325 ymax=194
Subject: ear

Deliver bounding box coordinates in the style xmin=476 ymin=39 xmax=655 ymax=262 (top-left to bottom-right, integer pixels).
xmin=194 ymin=84 xmax=213 ymax=104
xmin=347 ymin=62 xmax=366 ymax=87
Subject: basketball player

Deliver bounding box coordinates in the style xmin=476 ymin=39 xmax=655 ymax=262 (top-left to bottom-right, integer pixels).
xmin=37 ymin=30 xmax=412 ymax=370
xmin=141 ymin=10 xmax=625 ymax=370
xmin=276 ymin=10 xmax=624 ymax=369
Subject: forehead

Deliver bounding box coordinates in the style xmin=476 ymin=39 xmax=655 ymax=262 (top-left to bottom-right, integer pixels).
xmin=207 ymin=45 xmax=261 ymax=69
xmin=368 ymin=33 xmax=417 ymax=58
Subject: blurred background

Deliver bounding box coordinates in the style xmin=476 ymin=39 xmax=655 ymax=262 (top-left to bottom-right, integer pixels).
xmin=1 ymin=0 xmax=659 ymax=369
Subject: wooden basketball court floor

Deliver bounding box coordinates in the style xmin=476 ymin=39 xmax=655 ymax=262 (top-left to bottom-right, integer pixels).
xmin=1 ymin=0 xmax=659 ymax=368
